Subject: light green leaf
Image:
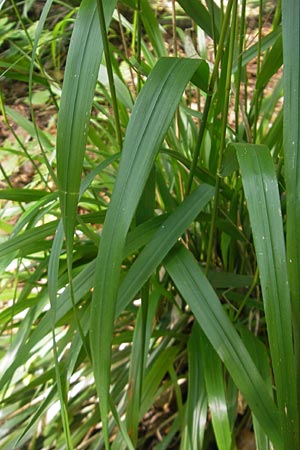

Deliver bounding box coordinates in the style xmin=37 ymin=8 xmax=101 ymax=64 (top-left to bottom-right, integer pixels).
xmin=185 ymin=323 xmax=207 ymax=450
xmin=5 ymin=105 xmax=53 ymax=149
xmin=200 ymin=329 xmax=232 ymax=450
xmin=0 ymin=221 xmax=58 ymax=258
xmin=0 ymin=188 xmax=49 ymax=202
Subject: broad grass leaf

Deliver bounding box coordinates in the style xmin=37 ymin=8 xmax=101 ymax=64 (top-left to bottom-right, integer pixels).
xmin=56 ymin=0 xmax=117 ymax=248
xmin=190 ymin=59 xmax=210 ymax=92
xmin=89 ymin=57 xmax=201 ymax=443
xmin=282 ymin=0 xmax=300 ymax=421
xmin=235 ymin=143 xmax=299 ymax=449
xmin=164 ymin=243 xmax=281 ymax=449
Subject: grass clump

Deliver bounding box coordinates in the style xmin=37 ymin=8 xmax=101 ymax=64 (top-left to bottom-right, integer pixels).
xmin=0 ymin=1 xmax=299 ymax=449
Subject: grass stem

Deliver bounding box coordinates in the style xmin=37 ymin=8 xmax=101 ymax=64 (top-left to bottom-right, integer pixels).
xmin=206 ymin=0 xmax=238 ymax=274
xmin=186 ymin=0 xmax=234 ymax=195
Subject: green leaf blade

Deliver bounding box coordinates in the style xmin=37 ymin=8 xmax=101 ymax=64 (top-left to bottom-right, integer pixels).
xmin=89 ymin=57 xmax=201 ymax=444
xmin=165 ymin=244 xmax=282 ymax=449
xmin=235 ymin=143 xmax=299 ymax=450
xmin=200 ymin=330 xmax=232 ymax=450
xmin=282 ymin=0 xmax=300 ymax=420
xmin=116 ymin=183 xmax=214 ymax=316
xmin=185 ymin=324 xmax=207 ymax=450
xmin=56 ymin=0 xmax=117 ymax=246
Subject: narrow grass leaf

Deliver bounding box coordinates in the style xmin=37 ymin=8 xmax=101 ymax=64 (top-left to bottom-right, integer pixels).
xmin=185 ymin=323 xmax=207 ymax=450
xmin=177 ymin=0 xmax=216 ymax=39
xmin=164 ymin=243 xmax=281 ymax=449
xmin=0 ymin=189 xmax=49 ymax=202
xmin=48 ymin=221 xmax=73 ymax=448
xmin=200 ymin=329 xmax=232 ymax=450
xmin=0 ymin=214 xmax=170 ymax=391
xmin=5 ymin=105 xmax=53 ymax=149
xmin=235 ymin=143 xmax=299 ymax=449
xmin=160 ymin=148 xmax=232 ymax=198
xmin=140 ymin=0 xmax=167 ymax=57
xmin=109 ymin=398 xmax=135 ymax=450
xmin=140 ymin=346 xmax=181 ymax=417
xmin=256 ymin=34 xmax=282 ymax=90
xmin=239 ymin=326 xmax=272 ymax=450
xmin=11 ymin=192 xmax=58 ymax=235
xmin=0 ymin=221 xmax=58 ymax=258
xmin=126 ymin=169 xmax=155 ymax=445
xmin=12 ymin=387 xmax=57 ymax=449
xmin=28 ymin=0 xmax=56 ymax=180
xmin=124 ymin=287 xmax=160 ymax=445
xmin=232 ymin=28 xmax=281 ymax=73
xmin=155 ymin=417 xmax=180 ymax=450
xmin=90 ymin=57 xmax=201 ymax=445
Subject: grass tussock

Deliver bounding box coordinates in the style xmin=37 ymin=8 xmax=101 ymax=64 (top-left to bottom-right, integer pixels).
xmin=0 ymin=0 xmax=299 ymax=449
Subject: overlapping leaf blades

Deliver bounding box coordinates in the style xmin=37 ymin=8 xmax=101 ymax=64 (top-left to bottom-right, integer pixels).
xmin=235 ymin=143 xmax=299 ymax=449
xmin=1 ymin=0 xmax=299 ymax=448
xmin=165 ymin=243 xmax=282 ymax=449
xmin=89 ymin=57 xmax=201 ymax=447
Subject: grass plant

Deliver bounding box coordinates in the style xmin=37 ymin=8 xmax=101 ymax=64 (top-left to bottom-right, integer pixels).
xmin=0 ymin=0 xmax=299 ymax=449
